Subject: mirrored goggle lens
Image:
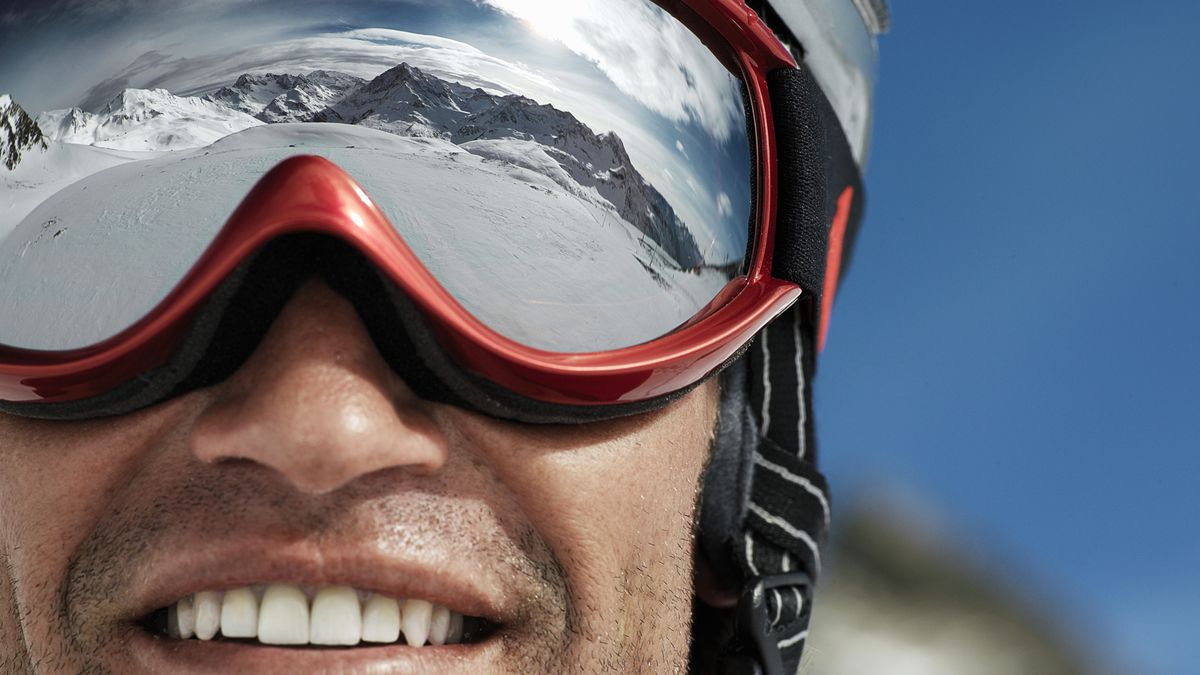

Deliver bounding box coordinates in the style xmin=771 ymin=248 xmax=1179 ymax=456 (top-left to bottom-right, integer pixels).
xmin=0 ymin=0 xmax=753 ymax=354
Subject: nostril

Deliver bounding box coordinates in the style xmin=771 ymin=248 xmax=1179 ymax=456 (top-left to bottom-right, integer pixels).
xmin=213 ymin=457 xmax=256 ymax=468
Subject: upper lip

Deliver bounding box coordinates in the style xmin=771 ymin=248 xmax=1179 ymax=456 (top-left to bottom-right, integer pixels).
xmin=124 ymin=537 xmax=513 ymax=626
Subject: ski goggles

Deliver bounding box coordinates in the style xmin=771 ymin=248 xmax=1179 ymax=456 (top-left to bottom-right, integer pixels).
xmin=0 ymin=0 xmax=864 ymax=422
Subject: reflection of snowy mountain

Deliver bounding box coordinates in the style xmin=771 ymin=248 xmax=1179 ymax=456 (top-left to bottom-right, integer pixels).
xmin=16 ymin=63 xmax=704 ymax=269
xmin=1 ymin=94 xmax=47 ymax=170
xmin=206 ymin=71 xmax=365 ymax=123
xmin=37 ymin=88 xmax=261 ymax=151
xmin=309 ymin=63 xmax=704 ymax=268
xmin=311 ymin=63 xmax=493 ymax=137
xmin=35 ymin=107 xmax=94 ymax=145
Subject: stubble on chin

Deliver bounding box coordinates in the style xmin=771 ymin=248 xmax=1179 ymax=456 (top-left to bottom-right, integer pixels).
xmin=1 ymin=547 xmax=33 ymax=675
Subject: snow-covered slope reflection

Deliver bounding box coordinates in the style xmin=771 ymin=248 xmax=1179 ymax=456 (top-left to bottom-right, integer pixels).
xmin=0 ymin=124 xmax=731 ymax=353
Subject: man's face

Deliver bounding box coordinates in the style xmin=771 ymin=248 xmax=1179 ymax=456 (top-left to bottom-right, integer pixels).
xmin=0 ymin=280 xmax=719 ymax=674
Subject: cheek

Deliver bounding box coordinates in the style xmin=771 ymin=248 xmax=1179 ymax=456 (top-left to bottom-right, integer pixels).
xmin=564 ymin=421 xmax=710 ymax=564
xmin=454 ymin=382 xmax=718 ymax=622
xmin=0 ymin=401 xmax=194 ymax=604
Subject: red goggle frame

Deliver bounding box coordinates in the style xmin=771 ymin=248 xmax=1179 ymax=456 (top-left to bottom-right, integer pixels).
xmin=0 ymin=0 xmax=857 ymax=409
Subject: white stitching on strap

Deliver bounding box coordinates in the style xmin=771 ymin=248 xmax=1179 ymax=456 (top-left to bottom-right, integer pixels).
xmin=744 ymin=531 xmax=760 ymax=575
xmin=760 ymin=329 xmax=772 ymax=435
xmin=754 ymin=455 xmax=831 ymax=527
xmin=779 ymin=629 xmax=808 ymax=648
xmin=749 ymin=503 xmax=822 ymax=574
xmin=792 ymin=310 xmax=807 ymax=459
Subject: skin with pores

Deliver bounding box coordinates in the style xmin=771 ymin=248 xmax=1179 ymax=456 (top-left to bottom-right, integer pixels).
xmin=0 ymin=281 xmax=720 ymax=674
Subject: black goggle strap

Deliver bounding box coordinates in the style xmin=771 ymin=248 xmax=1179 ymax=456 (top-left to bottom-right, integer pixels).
xmin=719 ymin=61 xmax=852 ymax=674
xmin=767 ymin=62 xmax=867 ymax=353
xmin=721 ymin=305 xmax=829 ymax=675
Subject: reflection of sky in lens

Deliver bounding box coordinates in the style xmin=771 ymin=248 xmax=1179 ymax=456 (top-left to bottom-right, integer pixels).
xmin=0 ymin=0 xmax=751 ymax=264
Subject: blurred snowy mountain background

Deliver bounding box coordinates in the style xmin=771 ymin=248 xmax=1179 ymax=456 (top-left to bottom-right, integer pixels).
xmin=804 ymin=491 xmax=1116 ymax=675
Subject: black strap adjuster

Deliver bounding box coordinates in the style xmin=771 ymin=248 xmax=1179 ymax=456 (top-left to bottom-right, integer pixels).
xmin=719 ymin=572 xmax=814 ymax=675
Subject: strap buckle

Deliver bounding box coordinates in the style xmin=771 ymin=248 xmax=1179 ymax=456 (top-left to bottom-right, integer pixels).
xmin=719 ymin=572 xmax=813 ymax=675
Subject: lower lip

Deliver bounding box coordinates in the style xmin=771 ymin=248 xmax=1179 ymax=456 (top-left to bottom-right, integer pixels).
xmin=124 ymin=623 xmax=504 ymax=674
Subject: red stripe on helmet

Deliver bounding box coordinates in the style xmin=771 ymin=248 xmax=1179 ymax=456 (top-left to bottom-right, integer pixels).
xmin=818 ymin=186 xmax=855 ymax=351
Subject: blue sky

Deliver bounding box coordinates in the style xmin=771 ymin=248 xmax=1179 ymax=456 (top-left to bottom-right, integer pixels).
xmin=815 ymin=2 xmax=1200 ymax=672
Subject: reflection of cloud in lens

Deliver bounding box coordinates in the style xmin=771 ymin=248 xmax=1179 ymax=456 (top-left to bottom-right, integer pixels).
xmin=479 ymin=0 xmax=742 ymax=142
xmin=717 ymin=192 xmax=732 ymax=219
xmin=86 ymin=29 xmax=557 ymax=105
xmin=1 ymin=0 xmax=169 ymax=25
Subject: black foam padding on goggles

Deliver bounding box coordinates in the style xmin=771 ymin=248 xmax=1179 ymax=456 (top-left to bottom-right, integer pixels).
xmin=767 ymin=63 xmax=865 ymax=313
xmin=0 ymin=234 xmax=743 ymax=424
xmin=699 ymin=354 xmax=760 ymax=591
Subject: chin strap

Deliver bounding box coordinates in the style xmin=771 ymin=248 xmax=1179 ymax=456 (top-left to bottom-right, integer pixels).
xmin=720 ymin=305 xmax=831 ymax=675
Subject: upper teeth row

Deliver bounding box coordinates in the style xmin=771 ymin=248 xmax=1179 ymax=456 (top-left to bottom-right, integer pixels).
xmin=166 ymin=584 xmax=465 ymax=647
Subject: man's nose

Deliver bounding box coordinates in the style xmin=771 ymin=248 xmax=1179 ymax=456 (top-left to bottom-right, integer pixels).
xmin=188 ymin=279 xmax=449 ymax=494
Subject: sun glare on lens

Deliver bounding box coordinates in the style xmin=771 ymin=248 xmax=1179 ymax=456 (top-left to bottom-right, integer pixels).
xmin=488 ymin=0 xmax=576 ymax=40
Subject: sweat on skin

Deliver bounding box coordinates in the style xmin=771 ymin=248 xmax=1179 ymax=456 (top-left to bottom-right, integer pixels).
xmin=0 ymin=280 xmax=721 ymax=674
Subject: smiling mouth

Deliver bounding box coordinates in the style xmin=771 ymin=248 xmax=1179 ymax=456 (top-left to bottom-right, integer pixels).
xmin=140 ymin=583 xmax=497 ymax=648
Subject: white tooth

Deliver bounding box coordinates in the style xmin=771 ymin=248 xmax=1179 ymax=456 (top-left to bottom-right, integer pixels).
xmin=447 ymin=611 xmax=464 ymax=644
xmin=361 ymin=594 xmax=401 ymax=643
xmin=429 ymin=604 xmax=451 ymax=646
xmin=179 ymin=596 xmax=197 ymax=639
xmin=220 ymin=587 xmax=259 ymax=639
xmin=310 ymin=586 xmax=362 ymax=646
xmin=402 ymin=599 xmax=432 ymax=646
xmin=194 ymin=591 xmax=222 ymax=641
xmin=258 ymin=584 xmax=310 ymax=645
xmin=168 ymin=596 xmax=195 ymax=639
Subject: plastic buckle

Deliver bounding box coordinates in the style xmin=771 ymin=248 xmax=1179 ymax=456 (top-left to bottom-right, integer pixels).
xmin=719 ymin=572 xmax=814 ymax=675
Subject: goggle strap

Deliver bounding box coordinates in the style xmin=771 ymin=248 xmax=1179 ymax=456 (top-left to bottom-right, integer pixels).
xmin=733 ymin=303 xmax=831 ymax=673
xmin=767 ymin=62 xmax=866 ymax=347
